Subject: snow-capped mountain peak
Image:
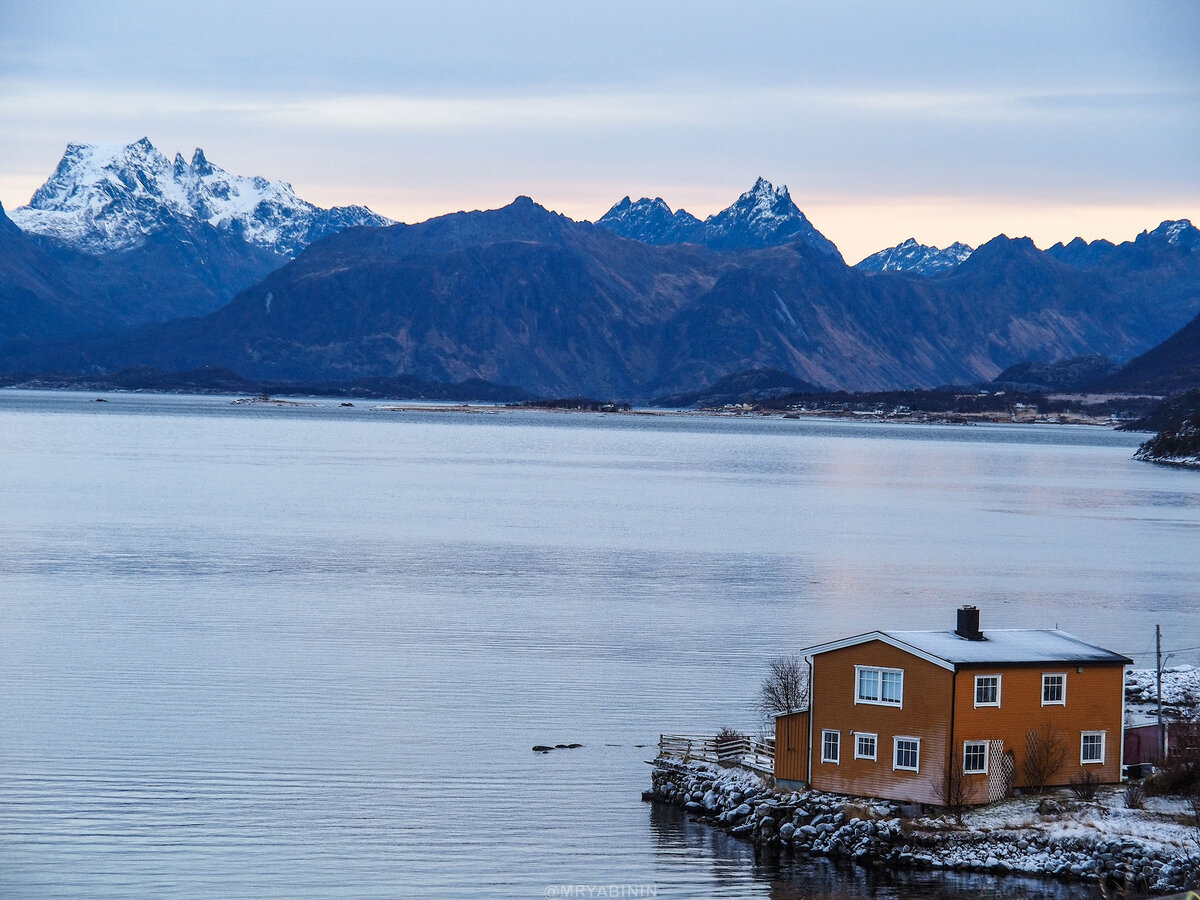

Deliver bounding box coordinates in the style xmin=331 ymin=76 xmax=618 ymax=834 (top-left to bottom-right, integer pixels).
xmin=595 ymin=177 xmax=841 ymax=258
xmin=856 ymin=238 xmax=974 ymax=276
xmin=698 ymin=177 xmax=841 ymax=258
xmin=12 ymin=138 xmax=393 ymax=257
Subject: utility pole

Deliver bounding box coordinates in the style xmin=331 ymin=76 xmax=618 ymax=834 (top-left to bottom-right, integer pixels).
xmin=1157 ymin=624 xmax=1165 ymax=762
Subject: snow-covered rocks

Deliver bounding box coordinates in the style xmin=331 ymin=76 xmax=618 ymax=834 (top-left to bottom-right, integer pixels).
xmin=648 ymin=758 xmax=1200 ymax=892
xmin=11 ymin=138 xmax=392 ymax=257
xmin=1126 ymin=665 xmax=1200 ymax=718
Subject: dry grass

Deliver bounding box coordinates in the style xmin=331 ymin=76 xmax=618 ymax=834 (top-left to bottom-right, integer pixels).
xmin=842 ymin=802 xmax=883 ymax=821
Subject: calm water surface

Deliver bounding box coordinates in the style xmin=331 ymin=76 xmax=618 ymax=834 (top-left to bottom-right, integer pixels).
xmin=1 ymin=391 xmax=1197 ymax=898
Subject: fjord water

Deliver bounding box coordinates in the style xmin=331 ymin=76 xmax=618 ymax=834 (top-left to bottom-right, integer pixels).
xmin=1 ymin=392 xmax=1197 ymax=898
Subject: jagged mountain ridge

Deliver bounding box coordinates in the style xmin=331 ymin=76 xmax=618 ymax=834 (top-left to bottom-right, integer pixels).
xmin=596 ymin=177 xmax=842 ymax=259
xmin=11 ymin=138 xmax=392 ymax=258
xmin=6 ymin=198 xmax=1200 ymax=400
xmin=594 ymin=197 xmax=701 ymax=246
xmin=856 ymin=238 xmax=974 ymax=276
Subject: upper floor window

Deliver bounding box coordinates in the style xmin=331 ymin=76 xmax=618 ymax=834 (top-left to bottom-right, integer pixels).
xmin=1042 ymin=673 xmax=1066 ymax=706
xmin=893 ymin=736 xmax=920 ymax=772
xmin=1081 ymin=731 xmax=1105 ymax=764
xmin=822 ymin=729 xmax=840 ymax=764
xmin=856 ymin=666 xmax=903 ymax=707
xmin=974 ymin=674 xmax=1000 ymax=707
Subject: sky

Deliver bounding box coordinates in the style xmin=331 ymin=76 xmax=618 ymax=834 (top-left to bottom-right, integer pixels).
xmin=1 ymin=0 xmax=1198 ymax=263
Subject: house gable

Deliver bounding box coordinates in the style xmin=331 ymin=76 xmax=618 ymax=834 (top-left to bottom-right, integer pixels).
xmin=808 ymin=638 xmax=953 ymax=805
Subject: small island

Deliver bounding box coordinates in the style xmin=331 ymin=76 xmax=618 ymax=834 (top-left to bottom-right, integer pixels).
xmin=1131 ymin=389 xmax=1200 ymax=468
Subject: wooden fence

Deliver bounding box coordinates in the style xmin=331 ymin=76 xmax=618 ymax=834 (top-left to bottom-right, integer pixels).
xmin=658 ymin=732 xmax=775 ymax=775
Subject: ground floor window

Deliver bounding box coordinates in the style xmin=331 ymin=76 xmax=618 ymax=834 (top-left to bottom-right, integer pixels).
xmin=1081 ymin=731 xmax=1105 ymax=764
xmin=893 ymin=736 xmax=920 ymax=772
xmin=855 ymin=732 xmax=877 ymax=760
xmin=963 ymin=740 xmax=988 ymax=774
xmin=822 ymin=729 xmax=840 ymax=764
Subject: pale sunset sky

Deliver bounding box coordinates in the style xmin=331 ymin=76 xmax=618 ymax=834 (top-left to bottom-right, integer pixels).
xmin=1 ymin=0 xmax=1197 ymax=262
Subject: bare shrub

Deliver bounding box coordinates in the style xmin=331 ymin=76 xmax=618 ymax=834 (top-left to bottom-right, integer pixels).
xmin=1024 ymin=726 xmax=1068 ymax=794
xmin=1069 ymin=769 xmax=1102 ymax=801
xmin=934 ymin=765 xmax=969 ymax=823
xmin=1124 ymin=782 xmax=1146 ymax=810
xmin=714 ymin=726 xmax=746 ymax=744
xmin=1146 ymin=717 xmax=1200 ymax=797
xmin=756 ymin=656 xmax=810 ymax=720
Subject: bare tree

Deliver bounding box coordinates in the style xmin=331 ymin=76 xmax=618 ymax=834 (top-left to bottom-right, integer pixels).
xmin=756 ymin=655 xmax=810 ymax=721
xmin=1024 ymin=726 xmax=1068 ymax=794
xmin=934 ymin=765 xmax=969 ymax=824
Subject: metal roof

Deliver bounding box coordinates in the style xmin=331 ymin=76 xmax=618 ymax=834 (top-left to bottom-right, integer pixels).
xmin=804 ymin=628 xmax=1132 ymax=668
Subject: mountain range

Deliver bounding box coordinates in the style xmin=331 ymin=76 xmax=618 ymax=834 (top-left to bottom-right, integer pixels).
xmin=1 ymin=142 xmax=1198 ymax=401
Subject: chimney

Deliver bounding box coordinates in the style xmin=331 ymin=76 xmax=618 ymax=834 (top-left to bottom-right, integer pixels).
xmin=955 ymin=605 xmax=984 ymax=641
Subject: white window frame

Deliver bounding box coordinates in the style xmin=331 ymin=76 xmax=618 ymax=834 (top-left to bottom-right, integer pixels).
xmin=973 ymin=674 xmax=1001 ymax=708
xmin=963 ymin=740 xmax=989 ymax=774
xmin=821 ymin=729 xmax=840 ymax=764
xmin=893 ymin=735 xmax=920 ymax=772
xmin=1081 ymin=731 xmax=1105 ymax=765
xmin=1042 ymin=673 xmax=1066 ymax=706
xmin=854 ymin=732 xmax=878 ymax=761
xmin=855 ymin=665 xmax=904 ymax=708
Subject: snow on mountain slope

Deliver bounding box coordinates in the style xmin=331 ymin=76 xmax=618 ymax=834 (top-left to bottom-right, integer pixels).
xmin=1144 ymin=219 xmax=1199 ymax=250
xmin=595 ymin=196 xmax=701 ymax=245
xmin=697 ymin=177 xmax=841 ymax=258
xmin=856 ymin=237 xmax=974 ymax=275
xmin=11 ymin=138 xmax=392 ymax=257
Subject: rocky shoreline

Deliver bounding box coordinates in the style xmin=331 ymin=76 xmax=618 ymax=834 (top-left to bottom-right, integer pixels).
xmin=646 ymin=759 xmax=1200 ymax=895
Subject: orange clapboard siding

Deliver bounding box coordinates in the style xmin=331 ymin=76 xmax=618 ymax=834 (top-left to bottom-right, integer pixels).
xmin=809 ymin=640 xmax=953 ymax=805
xmin=953 ymin=664 xmax=1125 ymax=791
xmin=774 ymin=711 xmax=809 ymax=783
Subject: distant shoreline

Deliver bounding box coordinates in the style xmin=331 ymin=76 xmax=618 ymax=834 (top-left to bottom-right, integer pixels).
xmin=0 ymin=384 xmax=1152 ymax=430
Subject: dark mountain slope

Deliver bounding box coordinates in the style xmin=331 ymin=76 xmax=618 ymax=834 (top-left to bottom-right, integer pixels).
xmin=5 ymin=204 xmax=1200 ymax=401
xmin=1099 ymin=312 xmax=1200 ymax=395
xmin=653 ymin=234 xmax=1187 ymax=394
xmin=990 ymin=354 xmax=1117 ymax=392
xmin=3 ymin=199 xmax=727 ymax=397
xmin=0 ymin=202 xmax=106 ymax=342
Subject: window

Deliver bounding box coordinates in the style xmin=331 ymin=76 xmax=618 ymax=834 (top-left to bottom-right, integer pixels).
xmin=855 ymin=733 xmax=877 ymax=761
xmin=822 ymin=729 xmax=840 ymax=764
xmin=1042 ymin=673 xmax=1066 ymax=706
xmin=963 ymin=741 xmax=988 ymax=774
xmin=855 ymin=666 xmax=903 ymax=707
xmin=1081 ymin=731 xmax=1105 ymax=764
xmin=974 ymin=675 xmax=1001 ymax=707
xmin=893 ymin=736 xmax=920 ymax=772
